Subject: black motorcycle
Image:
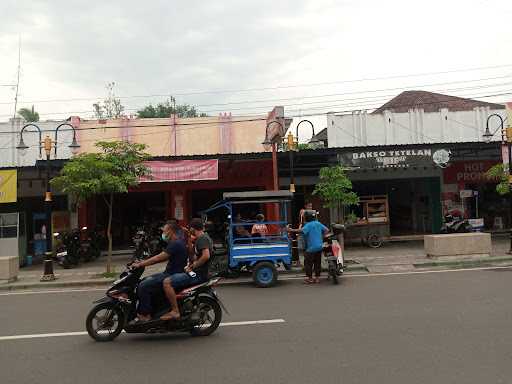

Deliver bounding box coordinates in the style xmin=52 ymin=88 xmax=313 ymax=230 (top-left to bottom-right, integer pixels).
xmin=54 ymin=230 xmax=81 ymax=268
xmin=85 ymin=262 xmax=226 ymax=342
xmin=132 ymin=229 xmax=150 ymax=260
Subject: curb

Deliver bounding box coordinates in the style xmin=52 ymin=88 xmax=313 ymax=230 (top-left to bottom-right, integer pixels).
xmin=0 ymin=264 xmax=368 ymax=292
xmin=414 ymin=256 xmax=512 ymax=269
xmin=0 ymin=278 xmax=117 ymax=292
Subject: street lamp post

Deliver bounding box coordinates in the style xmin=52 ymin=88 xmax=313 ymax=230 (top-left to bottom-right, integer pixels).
xmin=262 ymin=120 xmax=284 ymax=191
xmin=287 ymin=119 xmax=321 ymax=193
xmin=482 ymin=113 xmax=512 ymax=253
xmin=17 ymin=123 xmax=80 ymax=281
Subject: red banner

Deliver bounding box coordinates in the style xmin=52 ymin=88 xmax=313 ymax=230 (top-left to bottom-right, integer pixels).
xmin=443 ymin=160 xmax=499 ymax=184
xmin=141 ymin=160 xmax=218 ymax=182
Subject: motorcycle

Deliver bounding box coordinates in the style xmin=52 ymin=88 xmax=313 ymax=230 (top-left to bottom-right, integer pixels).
xmin=441 ymin=214 xmax=472 ymax=233
xmin=132 ymin=228 xmax=150 ymax=260
xmin=85 ymin=261 xmax=227 ymax=342
xmin=323 ymin=224 xmax=345 ymax=285
xmin=79 ymin=227 xmax=95 ymax=262
xmin=54 ymin=230 xmax=81 ymax=268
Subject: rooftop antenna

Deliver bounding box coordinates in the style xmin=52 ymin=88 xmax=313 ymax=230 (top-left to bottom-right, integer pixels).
xmin=12 ymin=35 xmax=21 ymax=165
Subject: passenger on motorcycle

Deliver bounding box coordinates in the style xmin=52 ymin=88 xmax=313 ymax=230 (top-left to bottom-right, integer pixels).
xmin=161 ymin=218 xmax=213 ymax=321
xmin=130 ymin=220 xmax=188 ymax=323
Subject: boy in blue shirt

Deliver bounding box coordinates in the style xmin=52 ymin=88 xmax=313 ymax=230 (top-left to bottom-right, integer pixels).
xmin=289 ymin=210 xmax=329 ymax=284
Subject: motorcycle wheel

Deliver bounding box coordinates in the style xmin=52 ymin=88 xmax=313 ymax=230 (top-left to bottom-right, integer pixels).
xmin=86 ymin=302 xmax=125 ymax=342
xmin=328 ymin=261 xmax=338 ymax=285
xmin=190 ymin=296 xmax=222 ymax=337
xmin=367 ymin=234 xmax=383 ymax=248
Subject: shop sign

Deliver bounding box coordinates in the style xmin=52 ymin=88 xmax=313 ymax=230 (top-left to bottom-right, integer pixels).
xmin=141 ymin=160 xmax=218 ymax=182
xmin=0 ymin=169 xmax=17 ymax=203
xmin=340 ymin=147 xmax=449 ymax=169
xmin=443 ymin=160 xmax=499 ymax=184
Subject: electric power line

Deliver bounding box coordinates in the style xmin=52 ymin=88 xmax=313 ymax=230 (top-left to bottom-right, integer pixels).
xmin=2 ymin=63 xmax=512 ymax=106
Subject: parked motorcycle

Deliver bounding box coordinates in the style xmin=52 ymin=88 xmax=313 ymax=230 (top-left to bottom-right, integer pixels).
xmin=85 ymin=261 xmax=226 ymax=342
xmin=441 ymin=214 xmax=472 ymax=233
xmin=132 ymin=228 xmax=150 ymax=260
xmin=54 ymin=230 xmax=81 ymax=268
xmin=323 ymin=224 xmax=345 ymax=285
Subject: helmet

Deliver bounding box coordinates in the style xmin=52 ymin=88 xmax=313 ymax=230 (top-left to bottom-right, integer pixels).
xmin=303 ymin=209 xmax=317 ymax=223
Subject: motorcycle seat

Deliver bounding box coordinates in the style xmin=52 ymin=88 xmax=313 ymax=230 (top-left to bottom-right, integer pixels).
xmin=176 ymin=281 xmax=209 ymax=297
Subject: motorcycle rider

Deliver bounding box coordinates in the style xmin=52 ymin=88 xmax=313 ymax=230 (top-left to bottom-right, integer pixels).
xmin=161 ymin=218 xmax=212 ymax=321
xmin=130 ymin=220 xmax=188 ymax=323
xmin=288 ymin=210 xmax=329 ymax=284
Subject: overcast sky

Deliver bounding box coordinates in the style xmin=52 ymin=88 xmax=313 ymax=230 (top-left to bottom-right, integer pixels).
xmin=1 ymin=0 xmax=511 ymax=138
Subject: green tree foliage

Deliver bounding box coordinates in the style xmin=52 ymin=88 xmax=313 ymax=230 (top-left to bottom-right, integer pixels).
xmin=137 ymin=96 xmax=207 ymax=118
xmin=18 ymin=105 xmax=40 ymax=122
xmin=486 ymin=163 xmax=510 ymax=195
xmin=51 ymin=141 xmax=150 ymax=272
xmin=313 ymin=165 xmax=359 ymax=223
xmin=92 ymin=82 xmax=124 ymax=119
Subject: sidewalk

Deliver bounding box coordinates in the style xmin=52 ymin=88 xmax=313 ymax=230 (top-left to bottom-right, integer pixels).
xmin=345 ymin=234 xmax=512 ymax=273
xmin=2 ymin=235 xmax=512 ymax=291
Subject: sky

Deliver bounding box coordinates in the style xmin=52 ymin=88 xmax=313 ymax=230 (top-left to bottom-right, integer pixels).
xmin=0 ymin=0 xmax=511 ymax=140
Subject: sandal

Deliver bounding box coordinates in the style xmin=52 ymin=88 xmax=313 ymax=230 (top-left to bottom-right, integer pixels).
xmin=160 ymin=311 xmax=181 ymax=321
xmin=303 ymin=278 xmax=314 ymax=284
xmin=313 ymin=277 xmax=321 ymax=284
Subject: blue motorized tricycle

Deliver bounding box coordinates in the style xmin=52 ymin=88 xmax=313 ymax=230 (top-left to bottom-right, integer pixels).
xmin=201 ymin=190 xmax=293 ymax=288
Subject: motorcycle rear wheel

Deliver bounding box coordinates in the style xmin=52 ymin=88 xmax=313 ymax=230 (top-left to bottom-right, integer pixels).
xmin=189 ymin=296 xmax=222 ymax=337
xmin=328 ymin=261 xmax=339 ymax=285
xmin=86 ymin=302 xmax=125 ymax=342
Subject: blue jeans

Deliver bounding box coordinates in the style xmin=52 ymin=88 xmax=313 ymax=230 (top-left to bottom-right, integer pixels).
xmin=169 ymin=273 xmax=205 ymax=291
xmin=137 ymin=272 xmax=170 ymax=315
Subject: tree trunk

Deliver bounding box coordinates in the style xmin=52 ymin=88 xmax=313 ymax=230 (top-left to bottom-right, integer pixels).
xmin=106 ymin=193 xmax=113 ymax=274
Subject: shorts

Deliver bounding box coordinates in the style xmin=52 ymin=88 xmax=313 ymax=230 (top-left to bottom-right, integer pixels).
xmin=169 ymin=272 xmax=205 ymax=290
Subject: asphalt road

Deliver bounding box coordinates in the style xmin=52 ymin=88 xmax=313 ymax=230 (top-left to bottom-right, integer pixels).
xmin=1 ymin=268 xmax=511 ymax=384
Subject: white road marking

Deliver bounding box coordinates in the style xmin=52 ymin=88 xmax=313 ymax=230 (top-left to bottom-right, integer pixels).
xmin=220 ymin=319 xmax=285 ymax=327
xmin=1 ymin=265 xmax=511 ymax=296
xmin=0 ymin=319 xmax=286 ymax=342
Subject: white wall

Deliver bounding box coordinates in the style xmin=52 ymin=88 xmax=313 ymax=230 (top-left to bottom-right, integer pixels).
xmin=327 ymin=107 xmax=507 ymax=147
xmin=0 ymin=119 xmax=74 ymax=168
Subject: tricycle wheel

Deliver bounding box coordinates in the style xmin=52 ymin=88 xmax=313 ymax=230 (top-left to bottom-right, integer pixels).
xmin=367 ymin=234 xmax=383 ymax=248
xmin=252 ymin=262 xmax=277 ymax=288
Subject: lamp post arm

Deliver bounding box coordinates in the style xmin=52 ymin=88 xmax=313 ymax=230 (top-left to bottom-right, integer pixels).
xmin=54 ymin=123 xmax=78 ymax=157
xmin=295 ymin=119 xmax=315 ymax=146
xmin=485 ymin=114 xmax=505 ymax=141
xmin=20 ymin=123 xmax=43 ymax=157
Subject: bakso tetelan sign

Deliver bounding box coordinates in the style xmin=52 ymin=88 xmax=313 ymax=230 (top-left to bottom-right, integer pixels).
xmin=342 ymin=147 xmax=446 ymax=169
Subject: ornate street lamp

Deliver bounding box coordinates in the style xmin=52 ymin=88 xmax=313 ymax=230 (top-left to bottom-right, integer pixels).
xmin=16 ymin=123 xmax=80 ymax=281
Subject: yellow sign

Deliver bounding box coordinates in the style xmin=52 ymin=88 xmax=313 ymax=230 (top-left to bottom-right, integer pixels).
xmin=0 ymin=170 xmax=17 ymax=203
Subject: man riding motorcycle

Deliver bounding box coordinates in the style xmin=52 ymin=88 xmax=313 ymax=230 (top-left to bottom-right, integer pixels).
xmin=130 ymin=220 xmax=188 ymax=323
xmin=160 ymin=218 xmax=212 ymax=321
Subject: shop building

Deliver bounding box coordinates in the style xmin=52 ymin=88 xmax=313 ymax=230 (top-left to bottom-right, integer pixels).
xmin=281 ymin=91 xmax=508 ymax=235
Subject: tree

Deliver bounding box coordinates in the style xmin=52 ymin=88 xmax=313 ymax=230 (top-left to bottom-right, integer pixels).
xmin=92 ymin=82 xmax=124 ymax=119
xmin=486 ymin=163 xmax=510 ymax=195
xmin=51 ymin=141 xmax=151 ymax=273
xmin=137 ymin=96 xmax=207 ymax=118
xmin=18 ymin=105 xmax=40 ymax=122
xmin=313 ymin=165 xmax=359 ymax=223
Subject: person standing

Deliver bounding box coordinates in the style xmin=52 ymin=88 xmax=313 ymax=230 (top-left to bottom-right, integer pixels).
xmin=289 ymin=210 xmax=328 ymax=284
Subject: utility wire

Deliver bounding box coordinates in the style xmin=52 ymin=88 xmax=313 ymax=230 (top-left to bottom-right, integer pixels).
xmin=2 ymin=63 xmax=512 ymax=106
xmin=3 ymin=75 xmax=512 ymax=120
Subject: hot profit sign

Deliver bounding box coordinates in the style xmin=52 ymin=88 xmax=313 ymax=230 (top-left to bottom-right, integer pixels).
xmin=341 ymin=147 xmax=450 ymax=169
xmin=141 ymin=160 xmax=218 ymax=182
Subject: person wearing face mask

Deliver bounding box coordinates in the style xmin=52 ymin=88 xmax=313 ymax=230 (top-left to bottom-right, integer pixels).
xmin=130 ymin=220 xmax=188 ymax=323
